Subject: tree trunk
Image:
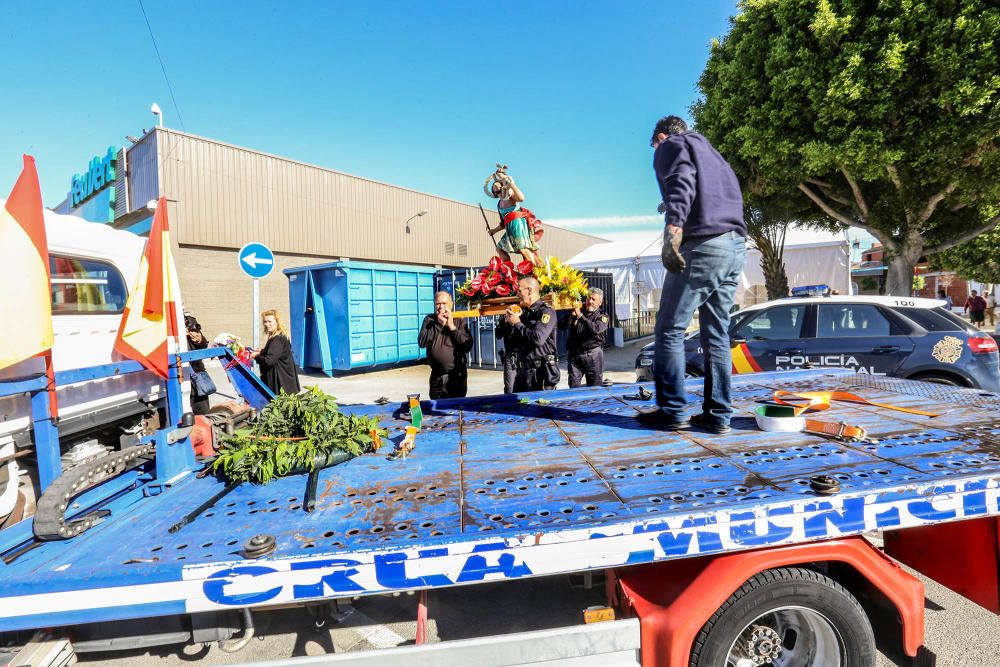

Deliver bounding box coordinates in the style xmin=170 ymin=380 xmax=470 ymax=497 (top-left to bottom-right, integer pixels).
xmin=747 ymin=222 xmax=790 ymax=301
xmin=884 ymin=250 xmax=921 ymax=296
xmin=761 ymin=252 xmax=790 ymax=300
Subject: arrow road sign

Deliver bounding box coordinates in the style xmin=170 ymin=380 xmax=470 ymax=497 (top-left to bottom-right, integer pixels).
xmin=238 ymin=242 xmax=275 ymax=279
xmin=242 ymin=252 xmax=272 ymax=270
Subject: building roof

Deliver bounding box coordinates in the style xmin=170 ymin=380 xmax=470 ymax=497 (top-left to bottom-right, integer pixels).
xmin=851 ymin=260 xmax=887 ymax=276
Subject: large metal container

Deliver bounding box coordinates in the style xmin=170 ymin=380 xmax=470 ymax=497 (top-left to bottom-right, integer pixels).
xmin=285 ymin=261 xmax=436 ymax=374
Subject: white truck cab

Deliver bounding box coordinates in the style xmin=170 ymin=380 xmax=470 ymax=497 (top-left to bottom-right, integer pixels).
xmin=0 ymin=203 xmax=186 ymax=524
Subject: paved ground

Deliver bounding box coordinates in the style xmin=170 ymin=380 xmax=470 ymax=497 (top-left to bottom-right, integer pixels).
xmin=294 ymin=338 xmax=652 ymax=406
xmin=202 ymin=338 xmax=651 ymax=410
xmin=76 ymin=338 xmax=1000 ymax=665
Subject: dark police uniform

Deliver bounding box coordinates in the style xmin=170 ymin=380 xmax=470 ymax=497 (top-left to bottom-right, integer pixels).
xmin=559 ymin=307 xmax=608 ymax=388
xmin=495 ymin=325 xmax=517 ymax=394
xmin=495 ymin=300 xmax=560 ymax=392
xmin=417 ymin=314 xmax=474 ymax=399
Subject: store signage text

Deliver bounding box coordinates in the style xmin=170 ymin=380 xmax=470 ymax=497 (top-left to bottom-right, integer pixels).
xmin=71 ymin=146 xmax=117 ymax=206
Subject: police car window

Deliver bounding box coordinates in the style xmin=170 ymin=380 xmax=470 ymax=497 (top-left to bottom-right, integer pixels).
xmin=896 ymin=307 xmax=968 ymax=332
xmin=817 ymin=304 xmax=891 ymax=338
xmin=49 ymin=255 xmax=128 ymax=315
xmin=740 ymin=305 xmax=805 ymax=340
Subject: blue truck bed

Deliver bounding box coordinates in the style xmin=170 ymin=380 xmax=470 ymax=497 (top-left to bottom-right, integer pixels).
xmin=2 ymin=369 xmax=999 ymax=631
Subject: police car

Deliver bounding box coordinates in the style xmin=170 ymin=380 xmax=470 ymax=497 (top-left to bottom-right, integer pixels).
xmin=635 ymin=293 xmax=1000 ymax=391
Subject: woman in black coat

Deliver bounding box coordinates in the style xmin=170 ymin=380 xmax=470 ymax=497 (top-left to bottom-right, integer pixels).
xmin=252 ymin=309 xmax=301 ymax=396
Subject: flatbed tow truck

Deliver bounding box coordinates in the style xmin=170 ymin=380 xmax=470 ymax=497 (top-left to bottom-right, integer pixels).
xmin=2 ymin=349 xmax=999 ymax=666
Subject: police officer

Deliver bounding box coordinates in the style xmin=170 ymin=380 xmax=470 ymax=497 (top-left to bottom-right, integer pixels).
xmin=495 ymin=275 xmax=559 ymax=392
xmin=417 ymin=292 xmax=474 ymax=399
xmin=559 ymin=288 xmax=608 ymax=388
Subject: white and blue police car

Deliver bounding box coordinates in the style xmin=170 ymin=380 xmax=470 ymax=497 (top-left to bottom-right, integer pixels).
xmin=635 ymin=291 xmax=1000 ymax=392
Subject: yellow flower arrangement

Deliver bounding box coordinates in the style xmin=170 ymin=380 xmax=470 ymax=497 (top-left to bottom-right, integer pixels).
xmin=534 ymin=256 xmax=589 ymax=306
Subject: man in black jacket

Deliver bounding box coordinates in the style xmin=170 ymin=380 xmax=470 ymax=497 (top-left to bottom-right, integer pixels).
xmin=496 ymin=275 xmax=559 ymax=392
xmin=559 ymin=287 xmax=608 ymax=388
xmin=638 ymin=115 xmax=747 ymax=435
xmin=418 ymin=292 xmax=474 ymax=399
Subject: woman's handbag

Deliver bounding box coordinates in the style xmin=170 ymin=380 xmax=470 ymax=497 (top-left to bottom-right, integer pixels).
xmin=190 ymin=370 xmax=217 ymax=397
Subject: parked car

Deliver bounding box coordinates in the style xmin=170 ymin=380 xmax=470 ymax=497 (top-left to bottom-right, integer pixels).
xmin=635 ymin=295 xmax=1000 ymax=391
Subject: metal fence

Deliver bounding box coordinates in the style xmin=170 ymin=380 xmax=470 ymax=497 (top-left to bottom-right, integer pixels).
xmin=617 ymin=311 xmax=657 ymax=341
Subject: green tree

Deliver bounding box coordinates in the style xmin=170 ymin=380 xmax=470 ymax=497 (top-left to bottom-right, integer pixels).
xmin=693 ymin=0 xmax=1000 ymax=296
xmin=932 ymin=227 xmax=1000 ymax=284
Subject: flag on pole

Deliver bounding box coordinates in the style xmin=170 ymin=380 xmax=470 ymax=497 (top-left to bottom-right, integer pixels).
xmin=0 ymin=155 xmax=53 ymax=370
xmin=113 ymin=197 xmax=182 ymax=379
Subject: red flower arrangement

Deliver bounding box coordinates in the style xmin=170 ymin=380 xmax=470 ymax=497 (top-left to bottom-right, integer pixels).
xmin=458 ymin=256 xmax=536 ymax=301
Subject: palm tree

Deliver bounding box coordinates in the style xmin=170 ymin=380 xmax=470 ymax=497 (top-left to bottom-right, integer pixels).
xmin=745 ymin=202 xmax=791 ymax=301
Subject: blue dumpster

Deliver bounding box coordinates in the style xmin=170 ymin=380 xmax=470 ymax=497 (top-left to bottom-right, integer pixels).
xmin=285 ymin=261 xmax=437 ymax=375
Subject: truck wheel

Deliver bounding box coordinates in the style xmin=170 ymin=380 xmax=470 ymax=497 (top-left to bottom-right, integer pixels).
xmin=689 ymin=567 xmax=875 ymax=667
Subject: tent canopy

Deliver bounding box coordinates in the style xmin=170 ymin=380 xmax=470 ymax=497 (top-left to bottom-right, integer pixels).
xmin=567 ymin=227 xmax=851 ymax=319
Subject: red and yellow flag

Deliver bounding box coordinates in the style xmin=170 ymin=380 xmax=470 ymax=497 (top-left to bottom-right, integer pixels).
xmin=0 ymin=155 xmax=53 ymax=370
xmin=113 ymin=197 xmax=182 ymax=379
xmin=731 ymin=342 xmax=762 ymax=374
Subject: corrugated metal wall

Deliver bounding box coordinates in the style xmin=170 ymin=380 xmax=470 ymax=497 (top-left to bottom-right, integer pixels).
xmin=124 ymin=132 xmax=160 ymax=214
xmin=153 ymin=128 xmax=602 ymax=266
xmin=113 ymin=149 xmax=127 ymax=219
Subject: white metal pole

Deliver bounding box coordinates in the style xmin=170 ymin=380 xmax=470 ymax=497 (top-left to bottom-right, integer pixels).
xmin=252 ymin=278 xmax=260 ymax=350
xmin=845 ymin=228 xmax=853 ymax=295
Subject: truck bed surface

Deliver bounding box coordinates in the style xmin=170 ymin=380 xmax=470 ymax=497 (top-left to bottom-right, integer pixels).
xmin=2 ymin=369 xmax=998 ymax=630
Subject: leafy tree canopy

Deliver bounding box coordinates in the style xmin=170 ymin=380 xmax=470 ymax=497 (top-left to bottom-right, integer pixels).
xmin=932 ymin=227 xmax=1000 ymax=284
xmin=693 ymin=0 xmax=1000 ymax=294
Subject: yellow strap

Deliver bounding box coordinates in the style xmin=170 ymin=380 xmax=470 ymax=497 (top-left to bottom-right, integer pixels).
xmin=772 ymin=390 xmax=939 ymax=418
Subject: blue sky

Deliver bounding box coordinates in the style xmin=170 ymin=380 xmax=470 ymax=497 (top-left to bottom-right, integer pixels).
xmin=1 ymin=1 xmax=740 ymax=240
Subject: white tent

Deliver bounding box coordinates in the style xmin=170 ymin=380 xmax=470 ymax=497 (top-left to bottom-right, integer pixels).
xmin=567 ymin=227 xmax=851 ymax=320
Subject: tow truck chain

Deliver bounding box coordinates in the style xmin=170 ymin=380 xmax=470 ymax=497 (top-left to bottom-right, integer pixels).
xmin=32 ymin=444 xmax=155 ymax=541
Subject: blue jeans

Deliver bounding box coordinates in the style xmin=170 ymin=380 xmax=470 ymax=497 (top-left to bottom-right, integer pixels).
xmin=653 ymin=231 xmax=747 ymax=425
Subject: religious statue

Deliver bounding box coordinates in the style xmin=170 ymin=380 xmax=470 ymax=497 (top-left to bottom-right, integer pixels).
xmin=483 ymin=165 xmax=543 ymax=267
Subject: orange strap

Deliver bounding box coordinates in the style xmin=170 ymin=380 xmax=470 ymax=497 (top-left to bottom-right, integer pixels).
xmin=772 ymin=390 xmax=939 ymax=418
xmin=803 ymin=419 xmax=869 ymax=442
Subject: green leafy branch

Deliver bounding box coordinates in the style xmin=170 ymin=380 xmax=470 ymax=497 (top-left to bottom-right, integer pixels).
xmin=212 ymin=386 xmax=386 ymax=484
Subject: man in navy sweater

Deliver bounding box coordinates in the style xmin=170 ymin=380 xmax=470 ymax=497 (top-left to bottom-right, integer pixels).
xmin=637 ymin=116 xmax=747 ymax=434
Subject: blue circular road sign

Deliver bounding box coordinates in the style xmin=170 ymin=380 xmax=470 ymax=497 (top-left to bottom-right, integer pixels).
xmin=238 ymin=242 xmax=275 ymax=279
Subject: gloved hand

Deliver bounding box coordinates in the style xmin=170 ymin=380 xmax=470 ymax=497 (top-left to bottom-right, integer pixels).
xmin=661 ymin=225 xmax=685 ymax=273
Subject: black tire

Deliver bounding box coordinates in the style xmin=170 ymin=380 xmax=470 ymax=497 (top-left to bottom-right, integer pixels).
xmin=910 ymin=373 xmax=964 ymax=387
xmin=689 ymin=567 xmax=876 ymax=667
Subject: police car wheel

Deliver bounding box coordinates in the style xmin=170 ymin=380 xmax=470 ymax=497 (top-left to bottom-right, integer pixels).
xmin=689 ymin=567 xmax=875 ymax=667
xmin=912 ymin=373 xmax=963 ymax=387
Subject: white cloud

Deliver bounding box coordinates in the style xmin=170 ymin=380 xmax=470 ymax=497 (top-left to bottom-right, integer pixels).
xmin=547 ymin=214 xmax=663 ymax=241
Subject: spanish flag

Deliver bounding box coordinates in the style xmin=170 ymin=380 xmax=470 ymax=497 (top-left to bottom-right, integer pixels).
xmin=0 ymin=155 xmax=53 ymax=370
xmin=113 ymin=197 xmax=182 ymax=379
xmin=731 ymin=342 xmax=762 ymax=375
